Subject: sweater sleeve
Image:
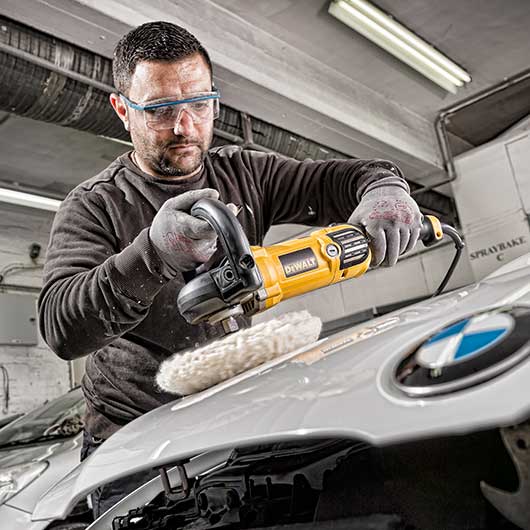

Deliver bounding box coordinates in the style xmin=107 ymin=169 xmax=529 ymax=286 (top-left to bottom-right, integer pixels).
xmin=242 ymin=151 xmax=408 ymax=231
xmin=38 ymin=193 xmax=169 ymax=360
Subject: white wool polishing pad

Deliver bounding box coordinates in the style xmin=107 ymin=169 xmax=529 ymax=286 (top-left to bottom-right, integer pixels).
xmin=157 ymin=310 xmax=322 ymax=396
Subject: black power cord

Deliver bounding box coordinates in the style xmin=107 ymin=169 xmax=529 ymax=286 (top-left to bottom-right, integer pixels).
xmin=433 ymin=224 xmax=465 ymax=297
xmin=0 ymin=365 xmax=9 ymax=414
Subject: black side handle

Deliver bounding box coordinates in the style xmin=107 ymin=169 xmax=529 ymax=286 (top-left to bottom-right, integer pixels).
xmin=190 ymin=198 xmax=262 ymax=299
xmin=191 ymin=198 xmax=256 ymax=278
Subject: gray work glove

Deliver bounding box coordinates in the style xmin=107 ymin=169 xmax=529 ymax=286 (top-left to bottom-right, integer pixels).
xmin=149 ymin=188 xmax=219 ymax=274
xmin=348 ymin=183 xmax=423 ymax=268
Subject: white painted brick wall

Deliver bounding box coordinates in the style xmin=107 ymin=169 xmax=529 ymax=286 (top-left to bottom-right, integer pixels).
xmin=0 ymin=343 xmax=71 ymax=417
xmin=0 ymin=203 xmax=73 ymax=419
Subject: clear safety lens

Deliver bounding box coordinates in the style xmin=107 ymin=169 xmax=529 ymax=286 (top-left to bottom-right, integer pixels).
xmin=144 ymin=96 xmax=219 ymax=131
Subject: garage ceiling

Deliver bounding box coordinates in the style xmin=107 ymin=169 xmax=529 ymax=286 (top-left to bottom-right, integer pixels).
xmin=0 ymin=0 xmax=529 ymax=201
xmin=0 ymin=111 xmax=127 ymax=197
xmin=212 ymin=0 xmax=530 ymax=118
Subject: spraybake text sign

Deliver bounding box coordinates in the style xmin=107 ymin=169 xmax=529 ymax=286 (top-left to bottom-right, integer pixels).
xmin=469 ymin=236 xmax=527 ymax=262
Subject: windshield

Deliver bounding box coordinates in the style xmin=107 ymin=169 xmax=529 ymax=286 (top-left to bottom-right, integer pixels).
xmin=0 ymin=387 xmax=85 ymax=447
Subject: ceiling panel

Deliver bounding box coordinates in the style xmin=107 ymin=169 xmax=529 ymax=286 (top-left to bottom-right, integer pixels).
xmin=212 ymin=0 xmax=530 ymax=119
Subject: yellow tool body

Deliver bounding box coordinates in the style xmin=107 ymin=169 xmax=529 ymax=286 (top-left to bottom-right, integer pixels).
xmin=250 ymin=224 xmax=371 ymax=312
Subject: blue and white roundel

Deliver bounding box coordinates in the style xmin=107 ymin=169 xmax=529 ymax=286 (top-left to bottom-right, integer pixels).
xmin=394 ymin=307 xmax=530 ymax=397
xmin=416 ymin=313 xmax=514 ymax=369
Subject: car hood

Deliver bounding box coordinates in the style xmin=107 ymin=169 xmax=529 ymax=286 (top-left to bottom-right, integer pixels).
xmin=34 ymin=264 xmax=530 ymax=521
xmin=0 ymin=439 xmax=74 ymax=467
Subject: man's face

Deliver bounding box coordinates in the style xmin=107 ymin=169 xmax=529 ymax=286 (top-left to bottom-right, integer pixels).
xmin=125 ymin=53 xmax=214 ymax=178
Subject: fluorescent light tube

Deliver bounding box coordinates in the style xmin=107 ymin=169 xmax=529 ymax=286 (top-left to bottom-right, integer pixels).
xmin=98 ymin=135 xmax=133 ymax=146
xmin=329 ymin=0 xmax=471 ymax=93
xmin=0 ymin=187 xmax=61 ymax=212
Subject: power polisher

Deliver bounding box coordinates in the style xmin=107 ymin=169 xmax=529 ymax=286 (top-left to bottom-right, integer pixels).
xmin=177 ymin=199 xmax=463 ymax=335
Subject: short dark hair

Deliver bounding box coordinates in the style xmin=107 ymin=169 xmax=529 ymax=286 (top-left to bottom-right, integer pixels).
xmin=112 ymin=21 xmax=213 ymax=95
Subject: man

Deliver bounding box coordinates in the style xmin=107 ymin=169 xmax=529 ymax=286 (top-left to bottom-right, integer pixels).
xmin=38 ymin=21 xmax=422 ymax=517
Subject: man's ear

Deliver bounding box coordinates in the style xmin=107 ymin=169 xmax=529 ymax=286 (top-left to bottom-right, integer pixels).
xmin=109 ymin=93 xmax=129 ymax=131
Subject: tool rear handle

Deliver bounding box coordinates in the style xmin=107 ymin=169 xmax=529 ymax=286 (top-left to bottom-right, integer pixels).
xmin=418 ymin=215 xmax=465 ymax=296
xmin=420 ymin=215 xmax=444 ymax=247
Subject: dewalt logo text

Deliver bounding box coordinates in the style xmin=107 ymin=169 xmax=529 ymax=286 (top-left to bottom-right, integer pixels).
xmin=283 ymin=257 xmax=317 ymax=276
xmin=279 ymin=248 xmax=319 ymax=278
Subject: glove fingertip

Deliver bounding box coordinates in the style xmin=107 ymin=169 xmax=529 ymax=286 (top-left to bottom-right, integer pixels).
xmin=398 ymin=228 xmax=411 ymax=255
xmin=199 ymin=188 xmax=220 ymax=200
xmin=370 ymin=256 xmax=383 ymax=268
xmin=386 ymin=255 xmax=399 ymax=268
xmin=369 ymin=241 xmax=386 ymax=268
xmin=404 ymin=227 xmax=421 ymax=254
xmin=165 ymin=188 xmax=219 ymax=212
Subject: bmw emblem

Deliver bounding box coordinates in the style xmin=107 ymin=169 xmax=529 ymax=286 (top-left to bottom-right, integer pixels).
xmin=394 ymin=307 xmax=530 ymax=397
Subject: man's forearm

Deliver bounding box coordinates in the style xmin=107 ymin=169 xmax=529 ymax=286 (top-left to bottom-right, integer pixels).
xmin=259 ymin=153 xmax=408 ymax=228
xmin=38 ymin=229 xmax=168 ymax=360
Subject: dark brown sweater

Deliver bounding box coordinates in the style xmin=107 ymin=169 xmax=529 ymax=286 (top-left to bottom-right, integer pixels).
xmin=38 ymin=146 xmax=406 ymax=439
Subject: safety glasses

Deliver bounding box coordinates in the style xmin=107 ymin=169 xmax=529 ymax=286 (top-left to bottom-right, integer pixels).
xmin=119 ymin=90 xmax=220 ymax=131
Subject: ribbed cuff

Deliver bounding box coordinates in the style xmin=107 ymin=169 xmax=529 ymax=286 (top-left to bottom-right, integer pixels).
xmin=364 ymin=175 xmax=410 ymax=193
xmin=109 ymin=228 xmax=171 ymax=304
xmin=353 ymin=159 xmax=407 ymax=201
xmin=357 ymin=174 xmax=410 ymax=201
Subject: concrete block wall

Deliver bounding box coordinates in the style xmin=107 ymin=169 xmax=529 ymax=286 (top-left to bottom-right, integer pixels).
xmin=0 ymin=203 xmax=72 ymax=419
xmin=0 ymin=340 xmax=72 ymax=418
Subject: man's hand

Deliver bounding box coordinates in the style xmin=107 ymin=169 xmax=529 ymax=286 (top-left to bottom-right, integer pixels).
xmin=348 ymin=185 xmax=422 ymax=268
xmin=149 ymin=188 xmax=219 ymax=273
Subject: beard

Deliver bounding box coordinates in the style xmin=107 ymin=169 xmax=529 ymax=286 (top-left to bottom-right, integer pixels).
xmin=132 ymin=129 xmax=212 ymax=178
xmin=155 ymin=146 xmax=206 ymax=177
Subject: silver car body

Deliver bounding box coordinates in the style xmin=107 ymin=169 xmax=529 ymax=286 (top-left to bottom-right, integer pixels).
xmin=33 ymin=254 xmax=530 ymax=526
xmin=1 ymin=438 xmax=83 ymax=529
xmin=0 ymin=387 xmax=85 ymax=529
